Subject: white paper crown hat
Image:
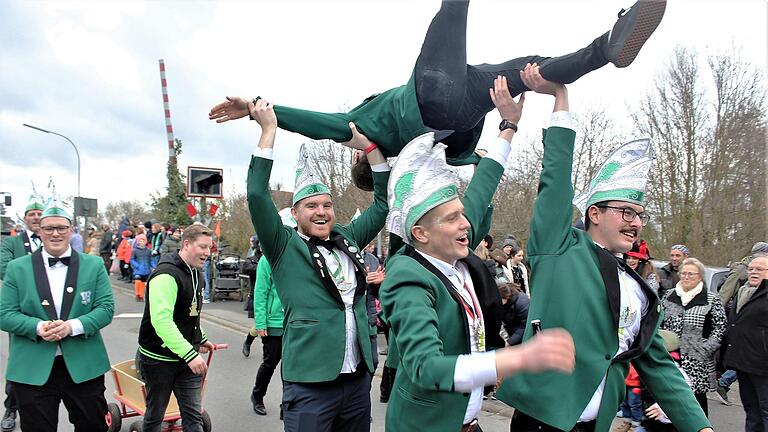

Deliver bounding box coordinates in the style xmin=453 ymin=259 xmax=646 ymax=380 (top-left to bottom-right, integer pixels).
xmin=41 ymin=194 xmax=73 ymax=222
xmin=386 ymin=132 xmax=459 ymax=246
xmin=292 ymin=144 xmax=331 ymax=206
xmin=573 ymin=138 xmax=655 ymax=215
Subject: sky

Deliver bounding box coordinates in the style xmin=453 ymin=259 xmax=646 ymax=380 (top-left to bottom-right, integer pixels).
xmin=1 ymin=0 xmax=766 ymax=223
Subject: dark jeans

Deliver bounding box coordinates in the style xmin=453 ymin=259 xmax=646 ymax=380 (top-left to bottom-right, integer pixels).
xmin=13 ymin=356 xmax=108 ymax=432
xmin=415 ymin=0 xmax=608 ymax=135
xmin=100 ymin=252 xmax=112 ymax=274
xmin=737 ymin=370 xmax=768 ymax=432
xmin=620 ymin=387 xmax=643 ymax=422
xmin=252 ymin=335 xmax=283 ymax=399
xmin=510 ymin=410 xmax=596 ymax=432
xmin=282 ymin=368 xmax=371 ymax=432
xmin=138 ymin=352 xmax=204 ymax=432
xmin=119 ymin=259 xmax=132 ymax=279
xmin=694 ymin=392 xmax=709 ymax=417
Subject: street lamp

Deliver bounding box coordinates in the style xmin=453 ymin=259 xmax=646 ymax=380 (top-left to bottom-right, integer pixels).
xmin=23 ymin=123 xmax=81 ymax=198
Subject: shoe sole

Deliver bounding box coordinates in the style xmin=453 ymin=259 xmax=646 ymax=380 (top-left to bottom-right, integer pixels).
xmin=714 ymin=392 xmax=731 ymax=405
xmin=615 ymin=0 xmax=667 ymax=67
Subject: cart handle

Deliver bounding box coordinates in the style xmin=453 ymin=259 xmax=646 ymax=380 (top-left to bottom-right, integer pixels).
xmin=202 ymin=343 xmax=228 ymax=366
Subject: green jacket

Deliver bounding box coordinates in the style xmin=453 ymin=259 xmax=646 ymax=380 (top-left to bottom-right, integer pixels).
xmin=271 ymin=73 xmax=481 ymax=166
xmin=495 ymin=127 xmax=711 ymax=432
xmin=380 ymin=157 xmax=505 ymax=432
xmin=0 ymin=231 xmax=36 ymax=280
xmin=0 ymin=251 xmax=114 ymax=385
xmin=253 ymin=257 xmax=284 ymax=335
xmin=246 ymin=156 xmax=389 ymax=382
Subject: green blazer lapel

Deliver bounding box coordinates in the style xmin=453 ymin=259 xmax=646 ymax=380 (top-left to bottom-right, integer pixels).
xmin=58 ymin=252 xmax=80 ymax=321
xmin=31 ymin=250 xmax=57 ymax=321
xmin=595 ymin=246 xmax=621 ymax=330
xmin=304 ymin=238 xmax=345 ymax=307
xmin=20 ymin=231 xmax=34 ymax=255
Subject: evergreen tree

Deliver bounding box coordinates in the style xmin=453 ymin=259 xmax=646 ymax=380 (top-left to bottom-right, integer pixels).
xmin=151 ymin=139 xmax=192 ymax=227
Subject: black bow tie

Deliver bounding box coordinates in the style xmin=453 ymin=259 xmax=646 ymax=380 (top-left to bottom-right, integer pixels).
xmin=48 ymin=256 xmax=71 ymax=267
xmin=309 ymin=236 xmax=337 ymax=250
xmin=31 ymin=233 xmax=40 ymax=240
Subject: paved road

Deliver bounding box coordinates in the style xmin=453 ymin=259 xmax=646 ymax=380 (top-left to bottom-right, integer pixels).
xmin=0 ymin=275 xmax=746 ymax=431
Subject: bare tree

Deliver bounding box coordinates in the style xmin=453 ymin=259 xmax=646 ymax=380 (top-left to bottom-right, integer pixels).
xmin=101 ymin=200 xmax=153 ymax=228
xmin=572 ymin=106 xmax=624 ymax=195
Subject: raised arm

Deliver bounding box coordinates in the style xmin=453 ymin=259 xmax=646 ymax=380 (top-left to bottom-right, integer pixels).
xmin=520 ymin=64 xmax=576 ymax=256
xmin=463 ymin=76 xmax=523 ymax=246
xmin=245 ymin=99 xmax=293 ymax=265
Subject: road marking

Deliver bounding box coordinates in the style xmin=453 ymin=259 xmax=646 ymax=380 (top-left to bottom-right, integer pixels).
xmin=114 ymin=313 xmax=144 ymax=319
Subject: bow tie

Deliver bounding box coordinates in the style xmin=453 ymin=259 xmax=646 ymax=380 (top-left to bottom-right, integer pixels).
xmin=309 ymin=236 xmax=337 ymax=250
xmin=48 ymin=256 xmax=71 ymax=267
xmin=31 ymin=233 xmax=40 ymax=240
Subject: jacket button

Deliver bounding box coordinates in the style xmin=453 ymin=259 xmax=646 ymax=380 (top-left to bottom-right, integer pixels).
xmin=731 ymin=324 xmax=736 ymax=327
xmin=605 ymin=354 xmax=611 ymax=360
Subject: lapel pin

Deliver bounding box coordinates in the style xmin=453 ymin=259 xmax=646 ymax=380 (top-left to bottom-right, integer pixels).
xmin=24 ymin=242 xmax=30 ymax=247
xmin=313 ymin=253 xmax=320 ymax=258
xmin=66 ymin=287 xmax=74 ymax=293
xmin=348 ymin=246 xmax=358 ymax=253
xmin=41 ymin=300 xmax=50 ymax=306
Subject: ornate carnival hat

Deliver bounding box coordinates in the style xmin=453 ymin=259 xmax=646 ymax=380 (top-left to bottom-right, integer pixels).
xmin=40 ymin=193 xmax=73 ymax=222
xmin=292 ymin=144 xmax=330 ymax=206
xmin=386 ymin=132 xmax=459 ymax=246
xmin=573 ymin=138 xmax=655 ymax=216
xmin=24 ymin=194 xmax=45 ymax=214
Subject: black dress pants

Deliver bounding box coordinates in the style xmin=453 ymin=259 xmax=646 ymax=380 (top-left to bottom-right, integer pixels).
xmin=251 ymin=335 xmax=283 ymax=399
xmin=13 ymin=356 xmax=108 ymax=432
xmin=415 ymin=0 xmax=609 ymax=135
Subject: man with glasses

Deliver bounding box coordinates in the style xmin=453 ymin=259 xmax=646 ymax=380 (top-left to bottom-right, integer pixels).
xmin=723 ymin=254 xmax=768 ymax=431
xmin=0 ymin=197 xmax=114 ymax=432
xmin=0 ymin=194 xmax=45 ymax=432
xmin=496 ymin=65 xmax=712 ymax=432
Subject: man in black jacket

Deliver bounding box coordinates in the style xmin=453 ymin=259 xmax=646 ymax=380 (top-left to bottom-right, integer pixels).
xmin=723 ymin=254 xmax=768 ymax=431
xmin=98 ymin=224 xmax=114 ymax=273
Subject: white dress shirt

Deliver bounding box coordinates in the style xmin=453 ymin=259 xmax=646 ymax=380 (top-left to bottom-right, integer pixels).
xmin=26 ymin=229 xmax=41 ymax=252
xmin=579 ymin=243 xmax=648 ymax=422
xmin=35 ymin=247 xmax=85 ymax=354
xmin=416 ymin=251 xmax=498 ymax=424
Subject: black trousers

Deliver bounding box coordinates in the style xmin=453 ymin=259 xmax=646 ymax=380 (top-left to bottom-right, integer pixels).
xmin=13 ymin=356 xmax=108 ymax=432
xmin=282 ymin=368 xmax=371 ymax=432
xmin=510 ymin=410 xmax=596 ymax=432
xmin=251 ymin=335 xmax=283 ymax=399
xmin=415 ymin=0 xmax=608 ymax=134
xmin=3 ymin=382 xmax=16 ymax=411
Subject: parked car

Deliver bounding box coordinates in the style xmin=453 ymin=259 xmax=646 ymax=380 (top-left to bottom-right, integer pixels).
xmin=652 ymin=260 xmax=729 ymax=293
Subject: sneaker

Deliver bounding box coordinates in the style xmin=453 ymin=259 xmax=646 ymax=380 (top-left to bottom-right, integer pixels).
xmin=606 ymin=0 xmax=667 ymax=67
xmin=203 ymin=298 xmax=210 ymax=304
xmin=1 ymin=409 xmax=16 ymax=432
xmin=715 ymin=385 xmax=731 ymax=405
xmin=616 ymin=410 xmax=627 ymax=418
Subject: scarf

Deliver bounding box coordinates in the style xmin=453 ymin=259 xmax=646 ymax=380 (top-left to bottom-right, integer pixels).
xmin=675 ymin=281 xmax=703 ymax=306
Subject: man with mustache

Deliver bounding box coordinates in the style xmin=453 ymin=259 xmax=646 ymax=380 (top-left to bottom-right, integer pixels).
xmin=495 ymin=65 xmax=713 ymax=432
xmin=0 ymin=193 xmax=45 ymax=432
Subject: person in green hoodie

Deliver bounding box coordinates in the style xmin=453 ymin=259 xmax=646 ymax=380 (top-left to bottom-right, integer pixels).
xmin=210 ymin=0 xmax=666 ymax=189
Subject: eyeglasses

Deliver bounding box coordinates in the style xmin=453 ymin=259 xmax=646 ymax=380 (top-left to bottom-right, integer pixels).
xmin=747 ymin=267 xmax=768 ymax=273
xmin=40 ymin=225 xmax=71 ymax=235
xmin=596 ymin=205 xmax=651 ymax=226
xmin=679 ymin=272 xmax=700 ymax=278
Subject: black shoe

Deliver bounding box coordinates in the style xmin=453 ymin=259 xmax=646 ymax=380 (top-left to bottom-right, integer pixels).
xmin=242 ymin=334 xmax=255 ymax=358
xmin=1 ymin=409 xmax=16 ymax=432
xmin=606 ymin=0 xmax=667 ymax=67
xmin=279 ymin=403 xmax=284 ymax=421
xmin=251 ymin=394 xmax=267 ymax=416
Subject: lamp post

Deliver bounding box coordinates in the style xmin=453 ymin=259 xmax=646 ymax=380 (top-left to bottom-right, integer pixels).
xmin=23 ymin=123 xmax=81 ymax=198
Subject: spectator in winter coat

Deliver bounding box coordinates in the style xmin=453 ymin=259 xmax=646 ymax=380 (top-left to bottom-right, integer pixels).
xmin=87 ymin=231 xmax=102 ymax=257
xmin=116 ymin=230 xmax=134 ymax=282
xmin=160 ymin=227 xmax=181 ymax=256
xmin=130 ymin=234 xmax=152 ymax=301
xmin=658 ymin=244 xmax=689 ymax=297
xmin=99 ymin=224 xmax=114 ymax=274
xmin=497 ymin=282 xmax=529 ymax=346
xmin=625 ymin=240 xmax=660 ymax=295
xmin=506 ymin=245 xmax=529 ymax=295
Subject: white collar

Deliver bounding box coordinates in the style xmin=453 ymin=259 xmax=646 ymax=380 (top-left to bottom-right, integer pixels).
xmin=297 ymin=231 xmax=330 ymax=241
xmin=415 ymin=249 xmax=460 ymax=276
xmin=42 ymin=247 xmax=73 ymax=260
xmin=592 ymin=241 xmax=624 ymax=258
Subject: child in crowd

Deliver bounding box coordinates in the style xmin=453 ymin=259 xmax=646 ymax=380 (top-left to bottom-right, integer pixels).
xmin=130 ymin=234 xmax=152 ymax=301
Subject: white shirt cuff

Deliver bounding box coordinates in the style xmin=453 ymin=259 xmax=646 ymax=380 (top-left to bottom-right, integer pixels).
xmin=481 ymin=137 xmax=512 ymax=167
xmin=453 ymin=351 xmax=498 ymax=393
xmin=68 ymin=319 xmax=84 ymax=336
xmin=550 ymin=111 xmax=575 ymax=131
xmin=255 ymin=148 xmax=274 ymax=160
xmin=370 ymin=162 xmax=390 ymax=173
xmin=36 ymin=320 xmax=47 ymax=336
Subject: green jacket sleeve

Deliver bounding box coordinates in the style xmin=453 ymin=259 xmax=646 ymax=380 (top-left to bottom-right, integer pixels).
xmin=246 ymin=156 xmax=293 ymax=266
xmin=0 ymin=237 xmax=17 ymax=280
xmin=528 ymin=127 xmax=577 ymax=256
xmin=77 ymin=262 xmax=115 ymax=337
xmin=380 ymin=258 xmax=458 ymax=393
xmin=462 ymin=157 xmax=504 ymax=248
xmin=0 ymin=260 xmax=43 ymax=341
xmin=273 ymin=105 xmax=353 ymax=142
xmin=253 ymin=258 xmax=272 ymax=329
xmin=344 ymin=170 xmax=390 ymax=248
xmin=633 ymin=331 xmax=712 ymax=432
xmin=148 ymin=274 xmax=198 ymax=363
